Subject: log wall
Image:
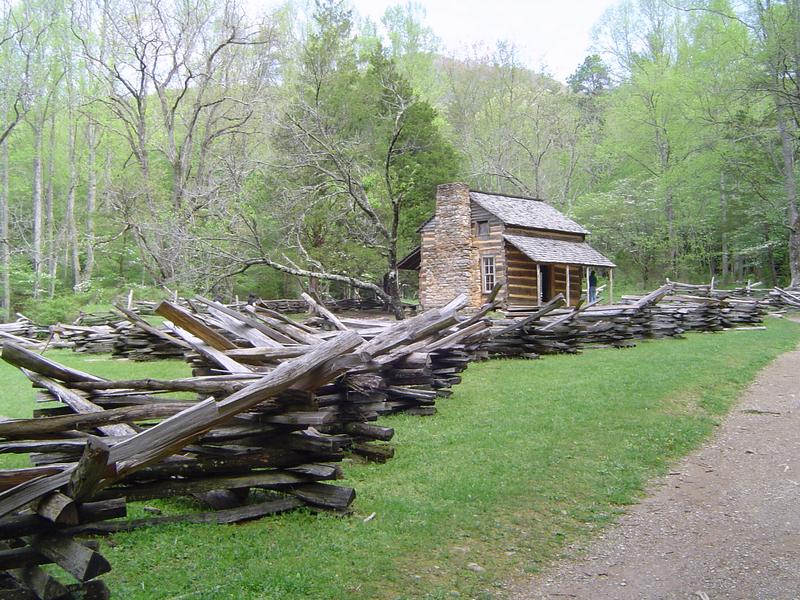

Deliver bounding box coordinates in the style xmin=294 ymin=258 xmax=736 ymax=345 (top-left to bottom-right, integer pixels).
xmin=471 ymin=203 xmax=506 ymax=308
xmin=505 ymin=244 xmax=538 ymax=307
xmin=569 ymin=265 xmax=582 ymax=306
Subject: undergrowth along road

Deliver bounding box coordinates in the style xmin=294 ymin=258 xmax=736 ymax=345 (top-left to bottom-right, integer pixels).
xmin=0 ymin=320 xmax=798 ymax=599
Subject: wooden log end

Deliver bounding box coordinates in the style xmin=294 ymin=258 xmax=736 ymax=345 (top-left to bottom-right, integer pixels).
xmin=35 ymin=493 xmax=78 ymax=526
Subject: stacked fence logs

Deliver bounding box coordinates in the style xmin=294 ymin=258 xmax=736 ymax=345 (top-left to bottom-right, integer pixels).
xmin=0 ymin=291 xmax=497 ymax=598
xmin=0 ymin=317 xmax=49 ymax=350
xmin=49 ymin=308 xmax=188 ymax=362
xmin=484 ymin=282 xmax=767 ymax=357
xmin=0 ymin=279 xmax=779 ymax=598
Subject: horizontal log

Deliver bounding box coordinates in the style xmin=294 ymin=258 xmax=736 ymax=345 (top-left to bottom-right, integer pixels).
xmin=0 ymin=404 xmax=192 ymax=439
xmin=0 ymin=440 xmax=90 ymax=455
xmin=130 ymin=449 xmax=315 ymax=480
xmin=0 ymin=544 xmax=55 ymax=571
xmin=19 ymin=371 xmax=136 ymax=438
xmin=260 ymin=411 xmax=339 ymax=426
xmin=4 ymin=551 xmax=68 ymax=600
xmin=94 ymin=471 xmax=317 ymax=502
xmin=224 ymin=346 xmax=312 ymax=362
xmin=0 ymin=467 xmax=64 ymax=492
xmin=70 ymin=376 xmax=254 ymax=394
xmin=35 ymin=492 xmax=78 ymax=525
xmin=67 ymin=497 xmax=303 ymax=535
xmin=0 ymin=500 xmax=125 ymax=540
xmin=290 ymin=482 xmax=355 ymax=510
xmin=352 ymin=443 xmax=394 ymax=463
xmin=343 ymin=422 xmax=394 ymax=441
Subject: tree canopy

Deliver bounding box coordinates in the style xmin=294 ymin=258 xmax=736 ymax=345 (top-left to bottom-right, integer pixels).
xmin=0 ymin=0 xmax=798 ymax=320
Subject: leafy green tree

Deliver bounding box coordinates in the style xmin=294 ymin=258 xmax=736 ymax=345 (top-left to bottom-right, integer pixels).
xmin=751 ymin=0 xmax=800 ymax=285
xmin=220 ymin=0 xmax=459 ymax=317
xmin=583 ymin=0 xmax=800 ymax=285
xmin=442 ymin=44 xmax=584 ymax=205
xmin=568 ymin=54 xmax=612 ymax=95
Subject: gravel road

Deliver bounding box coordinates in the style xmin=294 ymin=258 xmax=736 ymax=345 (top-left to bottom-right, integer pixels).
xmin=508 ymin=340 xmax=800 ymax=600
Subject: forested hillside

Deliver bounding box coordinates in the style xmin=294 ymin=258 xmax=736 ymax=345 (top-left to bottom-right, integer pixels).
xmin=0 ymin=0 xmax=798 ymax=320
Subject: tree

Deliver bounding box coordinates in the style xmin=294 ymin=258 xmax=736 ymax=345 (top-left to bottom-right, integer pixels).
xmin=443 ymin=44 xmax=583 ymax=205
xmin=380 ymin=2 xmax=443 ymax=102
xmin=752 ymin=0 xmax=800 ymax=285
xmin=19 ymin=0 xmax=63 ymax=299
xmin=653 ymin=0 xmax=800 ymax=284
xmin=74 ymin=0 xmax=279 ymax=287
xmin=0 ymin=0 xmax=51 ymax=146
xmin=214 ymin=0 xmax=459 ymax=317
xmin=568 ymin=54 xmax=612 ymax=95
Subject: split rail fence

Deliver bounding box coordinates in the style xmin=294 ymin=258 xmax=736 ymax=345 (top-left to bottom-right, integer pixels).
xmin=0 ymin=280 xmax=789 ymax=597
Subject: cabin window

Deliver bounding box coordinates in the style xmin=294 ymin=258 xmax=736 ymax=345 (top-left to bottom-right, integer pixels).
xmin=476 ymin=221 xmax=490 ymax=238
xmin=482 ymin=256 xmax=496 ymax=293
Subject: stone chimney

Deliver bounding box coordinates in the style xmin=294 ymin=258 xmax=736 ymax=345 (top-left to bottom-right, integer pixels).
xmin=419 ymin=183 xmax=475 ymax=309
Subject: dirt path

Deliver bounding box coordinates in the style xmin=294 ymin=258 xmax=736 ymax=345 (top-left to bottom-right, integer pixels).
xmin=509 ymin=341 xmax=800 ymax=600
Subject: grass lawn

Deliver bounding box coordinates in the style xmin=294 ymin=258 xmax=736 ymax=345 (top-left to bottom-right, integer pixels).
xmin=1 ymin=319 xmax=798 ymax=599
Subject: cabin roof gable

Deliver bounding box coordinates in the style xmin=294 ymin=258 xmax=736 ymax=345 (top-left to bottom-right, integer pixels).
xmin=470 ymin=191 xmax=588 ymax=235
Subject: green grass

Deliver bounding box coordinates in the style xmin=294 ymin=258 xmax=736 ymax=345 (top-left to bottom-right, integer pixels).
xmin=1 ymin=321 xmax=799 ymax=599
xmin=0 ymin=350 xmax=191 ymax=422
xmin=0 ymin=351 xmax=190 ymax=469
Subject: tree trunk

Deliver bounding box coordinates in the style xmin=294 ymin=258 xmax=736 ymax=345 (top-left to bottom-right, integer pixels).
xmin=101 ymin=148 xmax=112 ymax=212
xmin=66 ymin=121 xmax=81 ymax=290
xmin=665 ymin=185 xmax=676 ymax=276
xmin=775 ymin=92 xmax=800 ymax=287
xmin=1 ymin=139 xmax=10 ymax=321
xmin=385 ymin=259 xmax=404 ymax=320
xmin=84 ymin=122 xmax=97 ymax=284
xmin=655 ymin=123 xmax=675 ymax=277
xmin=387 ymin=196 xmax=405 ymax=320
xmin=31 ymin=122 xmax=44 ymax=299
xmin=764 ymin=221 xmax=778 ymax=286
xmin=46 ymin=112 xmax=57 ymax=298
xmin=720 ymin=171 xmax=729 ymax=282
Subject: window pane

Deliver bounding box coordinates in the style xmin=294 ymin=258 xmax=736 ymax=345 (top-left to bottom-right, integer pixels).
xmin=482 ymin=256 xmax=495 ymax=293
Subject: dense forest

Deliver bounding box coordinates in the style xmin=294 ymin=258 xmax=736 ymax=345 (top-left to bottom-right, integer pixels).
xmin=0 ymin=0 xmax=798 ymax=320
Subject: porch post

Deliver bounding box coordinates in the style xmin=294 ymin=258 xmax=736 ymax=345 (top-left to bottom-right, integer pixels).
xmin=565 ymin=265 xmax=570 ymax=307
xmin=585 ymin=267 xmax=589 ymax=301
xmin=609 ymin=269 xmax=614 ymax=305
xmin=536 ymin=264 xmax=542 ymax=307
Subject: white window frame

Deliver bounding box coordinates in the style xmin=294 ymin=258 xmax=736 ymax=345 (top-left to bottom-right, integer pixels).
xmin=481 ymin=255 xmax=496 ymax=294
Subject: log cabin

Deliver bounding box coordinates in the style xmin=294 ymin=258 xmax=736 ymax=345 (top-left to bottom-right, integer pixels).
xmin=398 ymin=183 xmax=615 ymax=310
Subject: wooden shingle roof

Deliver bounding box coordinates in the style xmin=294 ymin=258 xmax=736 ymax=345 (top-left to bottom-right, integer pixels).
xmin=504 ymin=234 xmax=616 ymax=268
xmin=470 ymin=191 xmax=588 ymax=235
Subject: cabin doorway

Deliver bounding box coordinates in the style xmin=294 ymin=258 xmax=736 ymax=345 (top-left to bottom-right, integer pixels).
xmin=539 ymin=264 xmax=552 ymax=303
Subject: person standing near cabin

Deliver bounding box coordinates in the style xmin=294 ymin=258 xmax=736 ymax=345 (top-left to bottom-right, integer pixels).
xmin=589 ymin=270 xmax=598 ymax=303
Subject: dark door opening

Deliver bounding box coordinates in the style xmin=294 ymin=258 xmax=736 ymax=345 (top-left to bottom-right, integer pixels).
xmin=539 ymin=264 xmax=552 ymax=303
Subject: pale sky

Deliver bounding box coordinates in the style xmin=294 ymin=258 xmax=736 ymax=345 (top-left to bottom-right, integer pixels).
xmin=349 ymin=0 xmax=621 ymax=83
xmin=254 ymin=0 xmax=622 ymax=83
